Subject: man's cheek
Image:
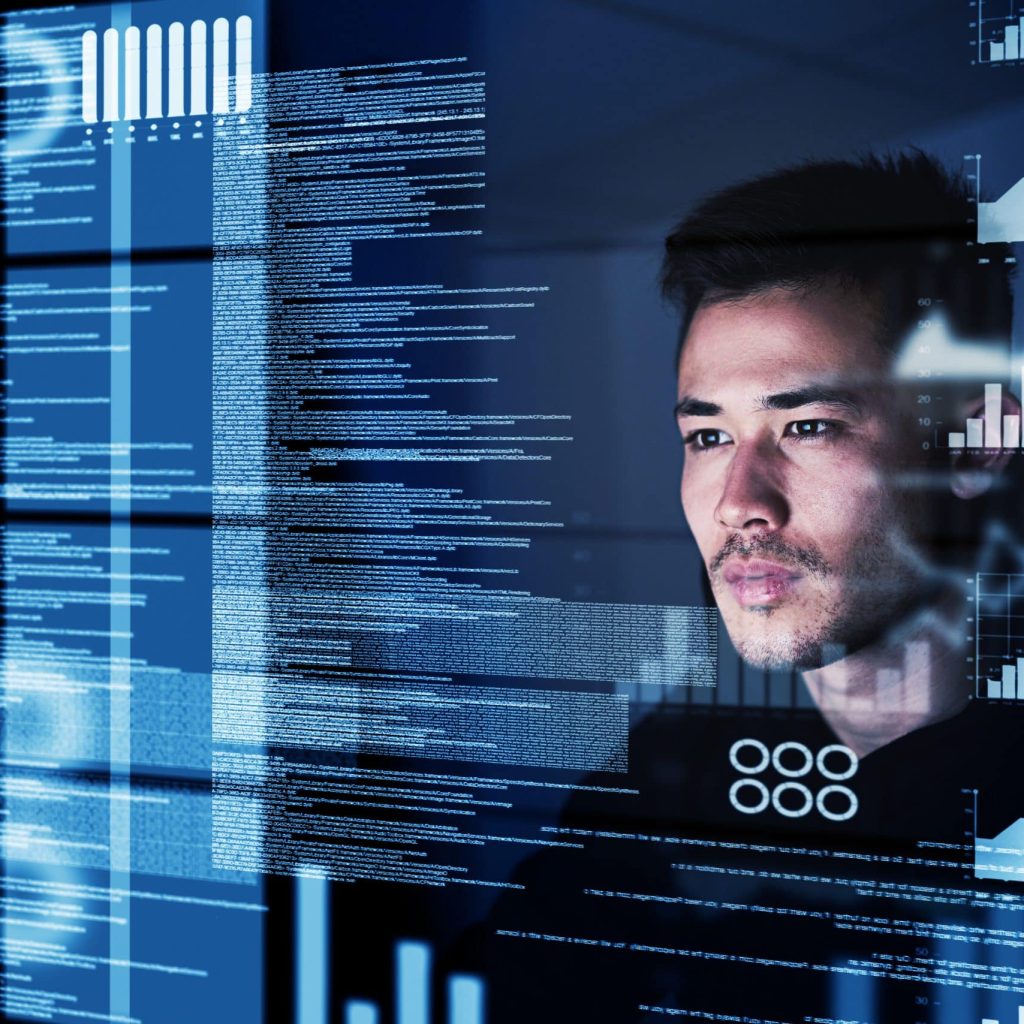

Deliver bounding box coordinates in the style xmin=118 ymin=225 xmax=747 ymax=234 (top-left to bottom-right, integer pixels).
xmin=679 ymin=479 xmax=703 ymax=539
xmin=803 ymin=477 xmax=878 ymax=532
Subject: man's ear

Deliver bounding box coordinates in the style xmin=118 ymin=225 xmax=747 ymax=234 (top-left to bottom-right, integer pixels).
xmin=949 ymin=389 xmax=1021 ymax=500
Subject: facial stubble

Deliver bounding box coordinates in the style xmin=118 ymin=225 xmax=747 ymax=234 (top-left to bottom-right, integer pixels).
xmin=709 ymin=513 xmax=920 ymax=670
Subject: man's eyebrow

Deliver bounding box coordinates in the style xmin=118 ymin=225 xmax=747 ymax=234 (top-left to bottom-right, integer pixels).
xmin=674 ymin=395 xmax=722 ymax=418
xmin=759 ymin=385 xmax=864 ymax=414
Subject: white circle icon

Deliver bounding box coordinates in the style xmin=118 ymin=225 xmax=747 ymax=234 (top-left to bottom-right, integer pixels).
xmin=816 ymin=784 xmax=859 ymax=822
xmin=729 ymin=738 xmax=770 ymax=775
xmin=816 ymin=744 xmax=858 ymax=781
xmin=771 ymin=781 xmax=814 ymax=818
xmin=771 ymin=740 xmax=814 ymax=778
xmin=729 ymin=778 xmax=770 ymax=814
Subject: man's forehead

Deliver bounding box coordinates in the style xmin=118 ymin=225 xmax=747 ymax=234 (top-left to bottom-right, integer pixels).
xmin=677 ymin=288 xmax=889 ymax=396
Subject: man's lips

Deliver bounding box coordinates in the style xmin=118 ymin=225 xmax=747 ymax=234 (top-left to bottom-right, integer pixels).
xmin=720 ymin=559 xmax=803 ymax=607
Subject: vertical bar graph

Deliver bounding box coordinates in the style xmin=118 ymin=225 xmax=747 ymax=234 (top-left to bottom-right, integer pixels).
xmin=978 ymin=1 xmax=1024 ymax=63
xmin=398 ymin=941 xmax=430 ymax=1024
xmin=145 ymin=25 xmax=162 ymax=119
xmin=297 ymin=872 xmax=328 ymax=1024
xmin=338 ymin=940 xmax=486 ymax=1024
xmin=947 ymin=380 xmax=1021 ymax=449
xmin=189 ymin=20 xmax=207 ymax=115
xmin=975 ymin=573 xmax=1024 ymax=701
xmin=168 ymin=22 xmax=185 ymax=117
xmin=82 ymin=17 xmax=256 ymax=124
xmin=82 ymin=30 xmax=98 ymax=122
xmin=985 ymin=656 xmax=1024 ymax=699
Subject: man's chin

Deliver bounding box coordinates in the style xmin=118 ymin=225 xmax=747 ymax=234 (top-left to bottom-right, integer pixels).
xmin=728 ymin=619 xmax=836 ymax=671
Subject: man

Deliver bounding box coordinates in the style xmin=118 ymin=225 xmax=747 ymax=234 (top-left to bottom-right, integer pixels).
xmin=463 ymin=154 xmax=1024 ymax=1023
xmin=664 ymin=151 xmax=1020 ymax=758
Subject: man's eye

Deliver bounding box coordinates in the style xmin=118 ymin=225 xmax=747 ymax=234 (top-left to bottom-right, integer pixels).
xmin=684 ymin=428 xmax=734 ymax=451
xmin=784 ymin=419 xmax=837 ymax=438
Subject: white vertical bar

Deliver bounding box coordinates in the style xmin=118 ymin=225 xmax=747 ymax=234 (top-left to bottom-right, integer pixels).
xmin=145 ymin=25 xmax=162 ymax=119
xmin=985 ymin=383 xmax=1003 ymax=447
xmin=1018 ymin=1003 xmax=1024 ymax=1024
xmin=212 ymin=18 xmax=229 ymax=114
xmin=190 ymin=20 xmax=207 ymax=115
xmin=347 ymin=1003 xmax=379 ymax=1024
xmin=102 ymin=28 xmax=119 ymax=122
xmin=449 ymin=975 xmax=484 ymax=1024
xmin=1007 ymin=24 xmax=1020 ymax=60
xmin=1003 ymin=414 xmax=1020 ymax=448
xmin=967 ymin=418 xmax=984 ymax=448
xmin=903 ymin=641 xmax=930 ymax=713
xmin=82 ymin=31 xmax=98 ymax=123
xmin=875 ymin=668 xmax=903 ymax=710
xmin=1003 ymin=664 xmax=1016 ymax=700
xmin=123 ymin=27 xmax=140 ymax=120
xmin=948 ymin=431 xmax=966 ymax=448
xmin=397 ymin=942 xmax=430 ymax=1024
xmin=235 ymin=16 xmax=252 ymax=113
xmin=107 ymin=7 xmax=133 ymax=1018
xmin=296 ymin=873 xmax=327 ymax=1024
xmin=992 ymin=41 xmax=1006 ymax=60
xmin=168 ymin=22 xmax=185 ymax=117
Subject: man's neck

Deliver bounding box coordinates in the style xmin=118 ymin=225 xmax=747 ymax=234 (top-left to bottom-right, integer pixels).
xmin=800 ymin=590 xmax=970 ymax=759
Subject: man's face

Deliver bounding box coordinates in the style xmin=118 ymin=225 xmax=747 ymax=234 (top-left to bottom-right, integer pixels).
xmin=677 ymin=285 xmax=925 ymax=669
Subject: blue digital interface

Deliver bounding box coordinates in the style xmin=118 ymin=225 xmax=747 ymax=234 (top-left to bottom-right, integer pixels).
xmin=2 ymin=3 xmax=1024 ymax=1023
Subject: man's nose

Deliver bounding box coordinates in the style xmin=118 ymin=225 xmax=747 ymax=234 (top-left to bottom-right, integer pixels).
xmin=714 ymin=441 xmax=789 ymax=533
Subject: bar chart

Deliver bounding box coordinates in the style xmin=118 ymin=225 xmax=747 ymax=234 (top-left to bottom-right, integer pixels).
xmin=296 ymin=874 xmax=486 ymax=1024
xmin=81 ymin=15 xmax=252 ymax=124
xmin=947 ymin=378 xmax=1022 ymax=449
xmin=340 ymin=942 xmax=484 ymax=1024
xmin=975 ymin=572 xmax=1024 ymax=700
xmin=975 ymin=0 xmax=1024 ymax=63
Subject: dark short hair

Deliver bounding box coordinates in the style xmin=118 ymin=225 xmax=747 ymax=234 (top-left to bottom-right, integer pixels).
xmin=661 ymin=151 xmax=1014 ymax=358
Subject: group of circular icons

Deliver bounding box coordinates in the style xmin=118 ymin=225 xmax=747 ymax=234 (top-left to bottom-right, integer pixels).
xmin=728 ymin=738 xmax=859 ymax=822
